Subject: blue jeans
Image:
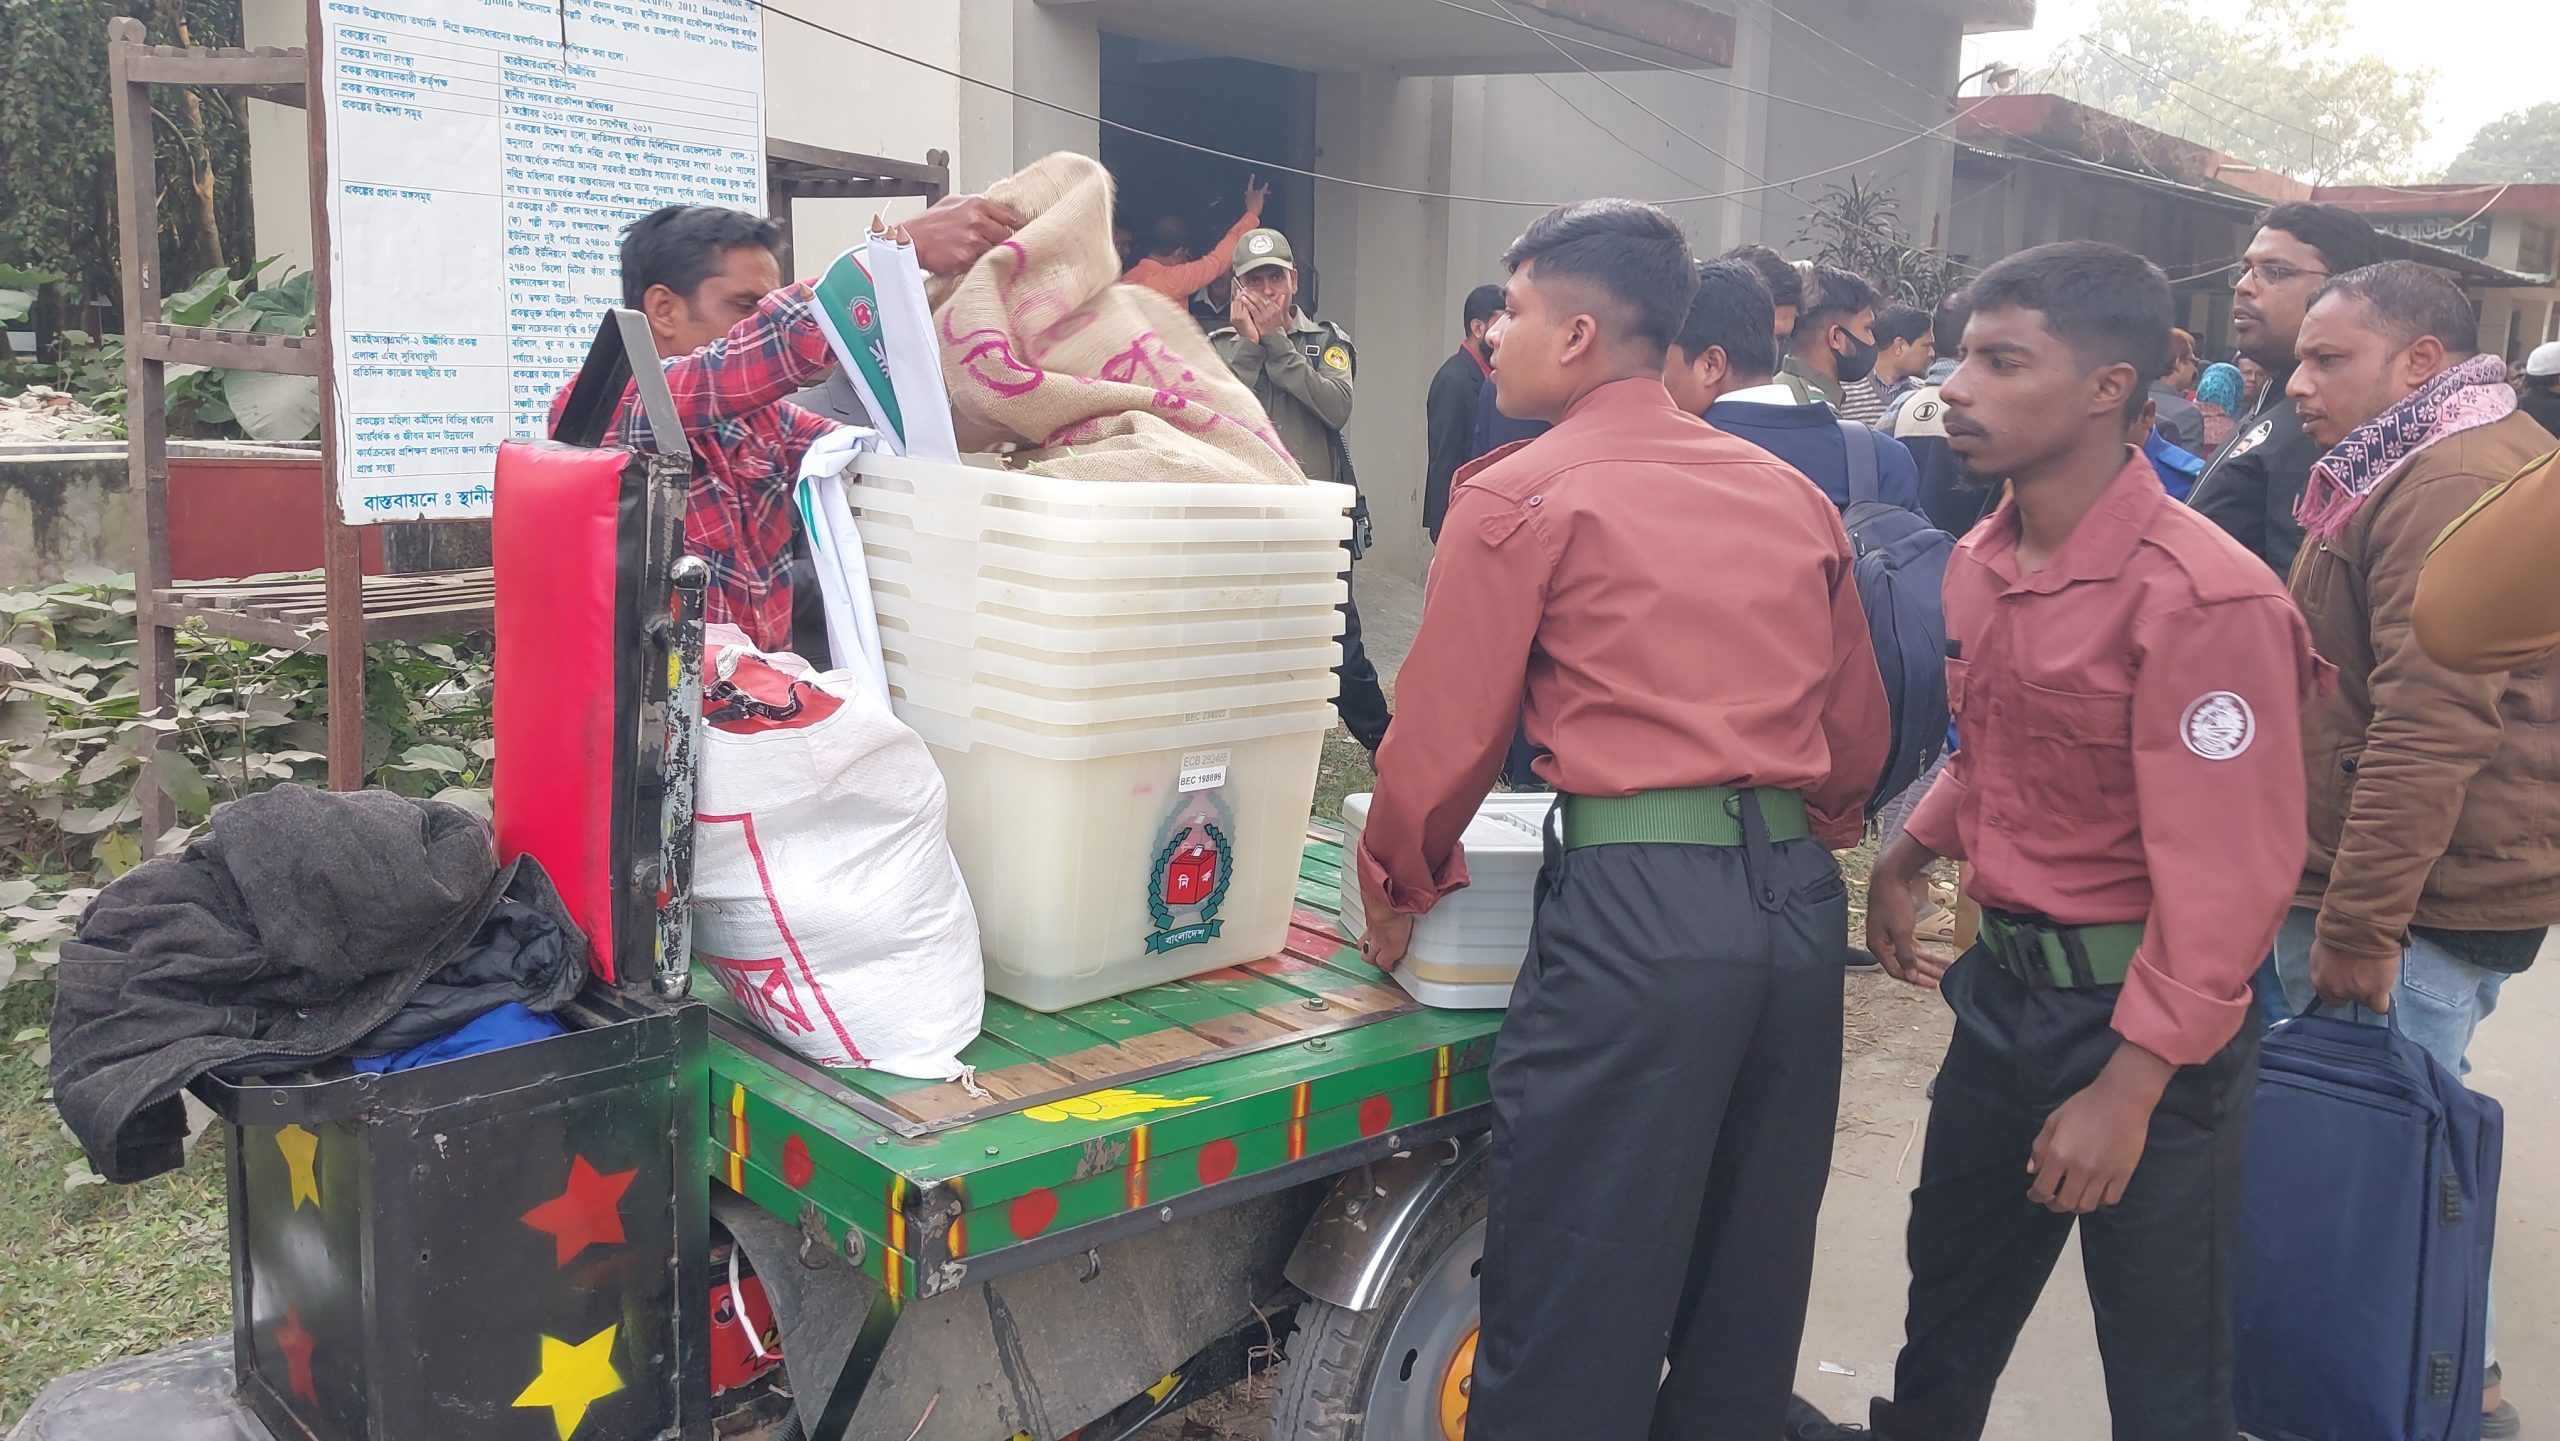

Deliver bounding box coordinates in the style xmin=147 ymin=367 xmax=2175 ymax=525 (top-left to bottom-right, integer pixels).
xmin=2263 ymin=907 xmax=2509 ymax=1077
xmin=2261 ymin=906 xmax=2522 ymax=1369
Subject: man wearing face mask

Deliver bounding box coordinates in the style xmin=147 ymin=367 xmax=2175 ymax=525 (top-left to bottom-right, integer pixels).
xmin=2188 ymin=203 xmax=2383 ymax=578
xmin=1778 ymin=264 xmax=1884 ymax=410
xmin=1681 ymin=260 xmax=1924 ymax=515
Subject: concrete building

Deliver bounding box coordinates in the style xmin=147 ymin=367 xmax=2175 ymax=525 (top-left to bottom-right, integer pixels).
xmin=1949 ymin=95 xmax=2554 ymax=369
xmin=2319 ymin=185 xmax=2560 ymax=365
xmin=241 ymin=0 xmax=2032 ymax=584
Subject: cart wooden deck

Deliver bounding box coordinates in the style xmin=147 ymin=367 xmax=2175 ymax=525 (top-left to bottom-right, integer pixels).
xmin=702 ymin=826 xmax=1505 ymax=1312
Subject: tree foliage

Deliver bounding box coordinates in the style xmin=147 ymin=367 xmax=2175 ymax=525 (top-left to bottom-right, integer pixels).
xmin=2049 ymin=0 xmax=2434 ymax=185
xmin=0 ymin=0 xmax=251 ymax=350
xmin=2445 ymin=103 xmax=2560 ymax=185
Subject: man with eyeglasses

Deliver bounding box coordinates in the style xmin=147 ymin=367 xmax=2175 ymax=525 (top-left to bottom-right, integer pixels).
xmin=2188 ymin=203 xmax=2383 ymax=578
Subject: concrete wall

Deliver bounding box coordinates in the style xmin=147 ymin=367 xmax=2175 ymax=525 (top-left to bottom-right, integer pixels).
xmin=1318 ymin=0 xmax=1968 ymax=583
xmin=1757 ymin=0 xmax=1960 ymax=255
xmin=2470 ymin=215 xmax=2560 ymax=364
xmin=0 ymin=449 xmax=135 ymax=588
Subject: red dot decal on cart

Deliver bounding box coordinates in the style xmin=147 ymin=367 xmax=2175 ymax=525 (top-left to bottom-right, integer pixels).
xmin=782 ymin=1135 xmax=814 ymax=1189
xmin=1359 ymin=1096 xmax=1394 ymax=1137
xmin=1197 ymin=1139 xmax=1239 ymax=1185
xmin=1009 ymin=1188 xmax=1060 ymax=1240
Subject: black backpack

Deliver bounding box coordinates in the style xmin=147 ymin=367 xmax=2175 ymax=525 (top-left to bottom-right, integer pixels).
xmin=1834 ymin=420 xmax=1954 ymax=816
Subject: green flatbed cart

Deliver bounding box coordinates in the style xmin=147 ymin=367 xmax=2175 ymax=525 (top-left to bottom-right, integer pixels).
xmin=14 ymin=830 xmax=1512 ymax=1441
xmin=14 ymin=312 xmax=1509 ymax=1441
xmin=698 ymin=829 xmax=1505 ymax=1440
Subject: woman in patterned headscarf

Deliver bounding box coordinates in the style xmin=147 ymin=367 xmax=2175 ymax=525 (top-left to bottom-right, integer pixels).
xmin=2195 ymin=360 xmax=2245 ymax=451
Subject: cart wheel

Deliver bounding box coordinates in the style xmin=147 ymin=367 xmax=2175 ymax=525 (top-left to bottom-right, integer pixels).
xmin=1265 ymin=1167 xmax=1487 ymax=1441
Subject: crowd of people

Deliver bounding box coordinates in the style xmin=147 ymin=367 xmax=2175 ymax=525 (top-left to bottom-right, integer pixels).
xmin=1355 ymin=198 xmax=2560 ymax=1441
xmin=567 ymin=181 xmax=2558 ymax=1441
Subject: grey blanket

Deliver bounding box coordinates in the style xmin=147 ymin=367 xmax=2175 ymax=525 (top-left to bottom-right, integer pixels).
xmin=49 ymin=784 xmax=585 ymax=1182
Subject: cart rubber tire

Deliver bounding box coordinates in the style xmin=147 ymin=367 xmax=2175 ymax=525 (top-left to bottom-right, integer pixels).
xmin=1265 ymin=1164 xmax=1489 ymax=1441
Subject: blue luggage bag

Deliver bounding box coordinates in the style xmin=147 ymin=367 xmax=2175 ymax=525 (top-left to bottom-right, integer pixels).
xmin=2235 ymin=1012 xmax=2502 ymax=1441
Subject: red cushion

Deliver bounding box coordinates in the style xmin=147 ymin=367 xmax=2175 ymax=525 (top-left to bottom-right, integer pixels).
xmin=493 ymin=438 xmax=633 ymax=981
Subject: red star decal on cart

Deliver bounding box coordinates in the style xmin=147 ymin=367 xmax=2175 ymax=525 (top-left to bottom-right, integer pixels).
xmin=522 ymin=1155 xmax=638 ymax=1266
xmin=275 ymin=1304 xmax=318 ymax=1405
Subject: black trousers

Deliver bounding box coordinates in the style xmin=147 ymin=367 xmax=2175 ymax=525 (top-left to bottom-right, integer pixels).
xmin=1334 ymin=584 xmax=1391 ymax=753
xmin=1468 ymin=802 xmax=1846 ymax=1441
xmin=1871 ymin=949 xmax=2260 ymax=1441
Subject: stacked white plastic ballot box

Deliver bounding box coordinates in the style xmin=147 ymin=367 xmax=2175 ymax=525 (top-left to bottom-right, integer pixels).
xmin=845 ymin=451 xmax=1355 ymax=1012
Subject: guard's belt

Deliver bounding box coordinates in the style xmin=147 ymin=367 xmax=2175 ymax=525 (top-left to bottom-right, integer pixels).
xmin=1558 ymin=787 xmax=1811 ymax=849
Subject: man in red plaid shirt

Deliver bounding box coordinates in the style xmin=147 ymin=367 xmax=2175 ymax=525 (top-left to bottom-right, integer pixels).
xmin=551 ymin=199 xmax=1018 ymax=649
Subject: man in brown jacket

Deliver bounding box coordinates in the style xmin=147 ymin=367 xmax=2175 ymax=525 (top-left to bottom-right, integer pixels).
xmin=2271 ymin=261 xmax=2558 ymax=1439
xmin=2415 ymin=450 xmax=2560 ymax=674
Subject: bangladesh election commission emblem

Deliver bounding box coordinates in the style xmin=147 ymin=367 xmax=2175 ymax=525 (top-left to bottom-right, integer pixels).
xmin=2181 ymin=691 xmax=2255 ymax=761
xmin=1145 ymin=794 xmax=1235 ymax=954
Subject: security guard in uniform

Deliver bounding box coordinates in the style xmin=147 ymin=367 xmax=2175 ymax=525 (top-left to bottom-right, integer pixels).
xmin=1210 ymin=228 xmax=1391 ymax=752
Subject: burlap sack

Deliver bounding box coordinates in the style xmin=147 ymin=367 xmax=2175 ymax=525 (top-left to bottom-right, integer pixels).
xmin=930 ymin=152 xmax=1305 ymax=484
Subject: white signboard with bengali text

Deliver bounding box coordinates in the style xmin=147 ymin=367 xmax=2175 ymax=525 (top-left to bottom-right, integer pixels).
xmin=319 ymin=0 xmax=764 ymax=521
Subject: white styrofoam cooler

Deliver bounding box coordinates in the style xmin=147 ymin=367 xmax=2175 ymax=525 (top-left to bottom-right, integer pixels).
xmin=1338 ymin=792 xmax=1552 ymax=1008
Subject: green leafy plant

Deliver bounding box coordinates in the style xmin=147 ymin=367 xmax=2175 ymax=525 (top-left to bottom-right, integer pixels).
xmin=1793 ymin=177 xmax=1960 ymax=311
xmin=49 ymin=259 xmax=318 ymax=440
xmin=0 ymin=570 xmax=494 ymax=987
xmin=0 ymin=262 xmax=61 ymax=328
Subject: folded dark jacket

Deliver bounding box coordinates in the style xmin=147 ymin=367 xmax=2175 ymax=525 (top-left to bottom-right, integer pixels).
xmin=50 ymin=784 xmax=586 ymax=1182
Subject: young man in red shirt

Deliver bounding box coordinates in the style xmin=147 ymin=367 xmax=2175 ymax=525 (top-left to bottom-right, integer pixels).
xmin=1358 ymin=200 xmax=1888 ymax=1440
xmin=1805 ymin=242 xmax=2322 ymax=1441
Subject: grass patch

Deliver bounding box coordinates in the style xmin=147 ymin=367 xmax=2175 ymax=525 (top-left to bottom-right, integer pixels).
xmin=1310 ymin=728 xmax=1375 ymax=832
xmin=0 ymin=982 xmax=230 ymax=1425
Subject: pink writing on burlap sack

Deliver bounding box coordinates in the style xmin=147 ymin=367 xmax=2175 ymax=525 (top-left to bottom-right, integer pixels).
xmin=928 ymin=152 xmax=1303 ymax=483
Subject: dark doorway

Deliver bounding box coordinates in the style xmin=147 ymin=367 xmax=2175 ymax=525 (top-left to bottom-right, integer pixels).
xmin=1099 ymin=34 xmax=1319 ymax=315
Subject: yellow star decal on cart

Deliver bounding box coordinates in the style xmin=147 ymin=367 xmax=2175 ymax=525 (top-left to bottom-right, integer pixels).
xmin=275 ymin=1124 xmax=320 ymax=1210
xmin=512 ymin=1324 xmax=624 ymax=1439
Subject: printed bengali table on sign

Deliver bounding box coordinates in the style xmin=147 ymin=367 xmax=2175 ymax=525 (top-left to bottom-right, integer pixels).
xmin=320 ymin=0 xmax=765 ymax=521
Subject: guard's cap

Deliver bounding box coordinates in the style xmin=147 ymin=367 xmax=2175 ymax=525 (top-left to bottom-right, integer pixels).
xmin=1233 ymin=228 xmax=1295 ymax=277
xmin=2527 ymin=340 xmax=2560 ymax=379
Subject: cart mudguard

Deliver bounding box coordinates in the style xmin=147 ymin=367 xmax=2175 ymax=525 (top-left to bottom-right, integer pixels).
xmin=1285 ymin=1132 xmax=1488 ymax=1312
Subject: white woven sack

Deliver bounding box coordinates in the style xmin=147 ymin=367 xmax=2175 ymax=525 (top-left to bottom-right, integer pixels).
xmin=691 ymin=628 xmax=983 ymax=1077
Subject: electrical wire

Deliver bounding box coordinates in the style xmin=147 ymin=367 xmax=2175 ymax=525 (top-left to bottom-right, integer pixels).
xmin=750 ymin=0 xmax=1556 ymax=207
xmin=1422 ymin=0 xmax=1970 ymax=138
xmin=2054 ymin=36 xmax=2496 ymax=200
xmin=1483 ymin=0 xmax=1742 ymax=171
xmin=1425 ymin=0 xmax=2078 ymax=212
xmin=2077 ymin=37 xmax=2329 ymax=167
xmin=2438 ymin=181 xmax=2516 ymax=232
xmin=1760 ymin=4 xmax=1963 ymax=125
xmin=749 ymin=0 xmax=2019 ymax=211
xmin=1497 ymin=1 xmax=2001 ymax=279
